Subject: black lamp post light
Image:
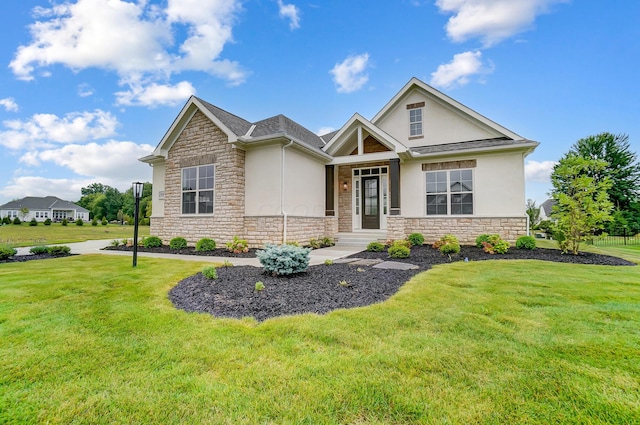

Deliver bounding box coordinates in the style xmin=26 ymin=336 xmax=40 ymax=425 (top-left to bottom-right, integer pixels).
xmin=132 ymin=181 xmax=144 ymax=267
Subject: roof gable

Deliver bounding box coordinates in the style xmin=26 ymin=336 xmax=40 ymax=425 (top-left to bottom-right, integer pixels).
xmin=323 ymin=113 xmax=408 ymax=157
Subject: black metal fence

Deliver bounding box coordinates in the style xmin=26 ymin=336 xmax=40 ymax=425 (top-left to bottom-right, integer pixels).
xmin=587 ymin=228 xmax=640 ymax=246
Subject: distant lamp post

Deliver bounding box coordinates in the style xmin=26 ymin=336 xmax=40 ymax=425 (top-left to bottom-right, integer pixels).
xmin=132 ymin=182 xmax=144 ymax=267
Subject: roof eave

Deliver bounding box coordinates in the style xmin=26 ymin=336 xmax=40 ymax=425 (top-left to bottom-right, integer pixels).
xmin=235 ymin=133 xmax=333 ymax=162
xmin=411 ymin=140 xmax=539 ymax=160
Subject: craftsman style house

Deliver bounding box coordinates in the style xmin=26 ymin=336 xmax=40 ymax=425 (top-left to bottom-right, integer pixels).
xmin=140 ymin=77 xmax=538 ymax=247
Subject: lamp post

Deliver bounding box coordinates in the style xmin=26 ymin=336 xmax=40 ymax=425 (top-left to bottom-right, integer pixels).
xmin=132 ymin=182 xmax=144 ymax=267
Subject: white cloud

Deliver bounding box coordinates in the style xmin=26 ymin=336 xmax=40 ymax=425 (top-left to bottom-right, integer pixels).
xmin=78 ymin=83 xmax=94 ymax=98
xmin=430 ymin=50 xmax=490 ymax=89
xmin=115 ymin=81 xmax=196 ymax=107
xmin=435 ymin=0 xmax=566 ymax=47
xmin=525 ymin=160 xmax=557 ymax=183
xmin=317 ymin=126 xmax=336 ymax=136
xmin=10 ymin=0 xmax=246 ymax=106
xmin=330 ymin=53 xmax=370 ymax=93
xmin=277 ymin=0 xmax=301 ymax=30
xmin=0 ymin=110 xmax=119 ymax=150
xmin=0 ymin=176 xmax=91 ymax=203
xmin=0 ymin=98 xmax=19 ymax=112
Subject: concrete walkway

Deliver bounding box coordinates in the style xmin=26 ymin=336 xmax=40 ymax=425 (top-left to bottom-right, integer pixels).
xmin=16 ymin=240 xmax=366 ymax=267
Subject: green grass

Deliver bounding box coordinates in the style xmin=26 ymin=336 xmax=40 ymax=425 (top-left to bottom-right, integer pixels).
xmin=0 ymin=222 xmax=150 ymax=247
xmin=1 ymin=255 xmax=639 ymax=424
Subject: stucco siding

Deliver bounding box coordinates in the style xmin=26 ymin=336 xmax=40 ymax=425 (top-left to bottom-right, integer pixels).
xmin=150 ymin=161 xmax=165 ymax=217
xmin=283 ymin=147 xmax=325 ymax=216
xmin=245 ymin=145 xmax=282 ymax=216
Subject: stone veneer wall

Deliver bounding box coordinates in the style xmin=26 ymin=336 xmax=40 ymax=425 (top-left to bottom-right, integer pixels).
xmin=386 ymin=216 xmax=528 ymax=244
xmin=151 ymin=110 xmax=245 ymax=244
xmin=244 ymin=216 xmax=339 ymax=247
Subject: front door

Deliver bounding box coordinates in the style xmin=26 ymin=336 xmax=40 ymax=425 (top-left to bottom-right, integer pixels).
xmin=361 ymin=176 xmax=380 ymax=229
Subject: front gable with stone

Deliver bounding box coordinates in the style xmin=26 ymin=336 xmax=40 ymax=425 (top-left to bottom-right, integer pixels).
xmin=141 ymin=77 xmax=538 ymax=247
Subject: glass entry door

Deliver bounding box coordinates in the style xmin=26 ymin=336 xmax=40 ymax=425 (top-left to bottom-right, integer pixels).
xmin=361 ymin=176 xmax=380 ymax=229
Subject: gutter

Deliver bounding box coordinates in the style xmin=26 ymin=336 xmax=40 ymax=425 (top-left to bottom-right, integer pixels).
xmin=281 ymin=139 xmax=294 ymax=244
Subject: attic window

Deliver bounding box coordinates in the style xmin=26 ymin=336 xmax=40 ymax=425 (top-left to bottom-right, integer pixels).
xmin=407 ymin=102 xmax=425 ymax=138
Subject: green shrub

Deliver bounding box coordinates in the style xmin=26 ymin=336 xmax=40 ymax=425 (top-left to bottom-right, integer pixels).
xmin=323 ymin=259 xmax=333 ymax=266
xmin=308 ymin=238 xmax=321 ymax=249
xmin=439 ymin=242 xmax=461 ymax=255
xmin=475 ymin=234 xmax=491 ymax=248
xmin=482 ymin=234 xmax=510 ymax=254
xmin=433 ymin=234 xmax=459 ymax=250
xmin=101 ymin=217 xmax=108 ymax=226
xmin=285 ymin=241 xmax=300 ymax=247
xmin=321 ymin=237 xmax=334 ymax=247
xmin=0 ymin=245 xmax=17 ymax=260
xmin=366 ymin=241 xmax=385 ymax=252
xmin=2 ymin=216 xmax=10 ymax=225
xmin=76 ymin=218 xmax=84 ymax=226
xmin=144 ymin=236 xmax=163 ymax=248
xmin=407 ymin=232 xmax=425 ymax=246
xmin=12 ymin=217 xmax=21 ymax=225
xmin=169 ymin=237 xmax=188 ymax=250
xmin=29 ymin=218 xmax=38 ymax=226
xmin=47 ymin=245 xmax=71 ymax=256
xmin=196 ymin=238 xmax=217 ymax=252
xmin=44 ymin=218 xmax=52 ymax=225
xmin=226 ymin=236 xmax=249 ymax=254
xmin=516 ymin=236 xmax=536 ymax=250
xmin=29 ymin=246 xmax=49 ymax=255
xmin=255 ymin=281 xmax=265 ymax=291
xmin=91 ymin=218 xmax=98 ymax=226
xmin=61 ymin=219 xmax=68 ymax=226
xmin=202 ymin=266 xmax=218 ymax=280
xmin=256 ymin=244 xmax=311 ymax=276
xmin=388 ymin=244 xmax=410 ymax=259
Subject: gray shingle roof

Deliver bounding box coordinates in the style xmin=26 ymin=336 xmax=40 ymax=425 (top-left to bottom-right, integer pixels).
xmin=540 ymin=199 xmax=556 ymax=216
xmin=195 ymin=97 xmax=253 ymax=136
xmin=0 ymin=196 xmax=88 ymax=212
xmin=319 ymin=130 xmax=339 ymax=145
xmin=251 ymin=114 xmax=325 ymax=150
xmin=411 ymin=137 xmax=532 ymax=155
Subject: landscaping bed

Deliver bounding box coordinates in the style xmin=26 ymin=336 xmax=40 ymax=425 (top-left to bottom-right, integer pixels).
xmin=103 ymin=245 xmax=258 ymax=258
xmin=170 ymin=245 xmax=635 ymax=321
xmin=0 ymin=253 xmax=75 ymax=264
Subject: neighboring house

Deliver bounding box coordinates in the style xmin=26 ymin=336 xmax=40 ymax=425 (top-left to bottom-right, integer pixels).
xmin=539 ymin=199 xmax=557 ymax=221
xmin=0 ymin=196 xmax=89 ymax=222
xmin=140 ymin=77 xmax=538 ymax=247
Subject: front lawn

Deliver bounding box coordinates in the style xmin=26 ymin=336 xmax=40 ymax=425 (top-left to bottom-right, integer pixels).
xmin=0 ymin=222 xmax=150 ymax=247
xmin=1 ymin=255 xmax=639 ymax=424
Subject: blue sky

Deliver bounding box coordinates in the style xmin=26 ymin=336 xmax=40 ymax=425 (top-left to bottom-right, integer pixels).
xmin=1 ymin=0 xmax=638 ymax=207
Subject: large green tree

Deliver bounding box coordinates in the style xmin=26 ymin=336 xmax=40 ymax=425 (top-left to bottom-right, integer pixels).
xmin=550 ymin=154 xmax=613 ymax=254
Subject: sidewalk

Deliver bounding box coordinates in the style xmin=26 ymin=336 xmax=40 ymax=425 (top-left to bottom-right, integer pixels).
xmin=16 ymin=240 xmax=366 ymax=267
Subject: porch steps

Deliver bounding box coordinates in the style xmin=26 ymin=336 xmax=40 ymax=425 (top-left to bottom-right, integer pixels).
xmin=334 ymin=231 xmax=387 ymax=247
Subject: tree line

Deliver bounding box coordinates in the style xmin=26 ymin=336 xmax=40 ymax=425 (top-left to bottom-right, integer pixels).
xmin=76 ymin=182 xmax=152 ymax=224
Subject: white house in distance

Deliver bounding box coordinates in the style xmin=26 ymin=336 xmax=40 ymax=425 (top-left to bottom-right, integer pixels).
xmin=0 ymin=196 xmax=89 ymax=222
xmin=140 ymin=77 xmax=539 ymax=247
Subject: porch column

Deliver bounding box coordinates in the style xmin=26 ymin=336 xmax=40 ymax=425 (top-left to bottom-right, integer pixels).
xmin=390 ymin=158 xmax=401 ymax=215
xmin=325 ymin=165 xmax=335 ymax=216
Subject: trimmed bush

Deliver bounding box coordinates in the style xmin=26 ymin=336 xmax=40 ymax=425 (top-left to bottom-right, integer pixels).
xmin=256 ymin=244 xmax=311 ymax=276
xmin=76 ymin=218 xmax=84 ymax=226
xmin=2 ymin=216 xmax=10 ymax=225
xmin=367 ymin=241 xmax=385 ymax=252
xmin=202 ymin=266 xmax=218 ymax=280
xmin=439 ymin=242 xmax=461 ymax=255
xmin=12 ymin=217 xmax=21 ymax=225
xmin=196 ymin=238 xmax=217 ymax=252
xmin=29 ymin=218 xmax=38 ymax=226
xmin=169 ymin=237 xmax=188 ymax=250
xmin=144 ymin=236 xmax=163 ymax=248
xmin=0 ymin=246 xmax=18 ymax=260
xmin=433 ymin=234 xmax=459 ymax=250
xmin=475 ymin=234 xmax=491 ymax=248
xmin=44 ymin=218 xmax=52 ymax=226
xmin=91 ymin=218 xmax=98 ymax=226
xmin=482 ymin=234 xmax=510 ymax=254
xmin=101 ymin=217 xmax=108 ymax=226
xmin=61 ymin=218 xmax=68 ymax=226
xmin=29 ymin=246 xmax=49 ymax=255
xmin=47 ymin=245 xmax=71 ymax=256
xmin=407 ymin=232 xmax=425 ymax=246
xmin=516 ymin=236 xmax=536 ymax=250
xmin=388 ymin=244 xmax=410 ymax=259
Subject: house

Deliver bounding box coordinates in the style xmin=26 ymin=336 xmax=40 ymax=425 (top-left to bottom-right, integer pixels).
xmin=140 ymin=77 xmax=538 ymax=247
xmin=539 ymin=199 xmax=556 ymax=221
xmin=0 ymin=196 xmax=89 ymax=222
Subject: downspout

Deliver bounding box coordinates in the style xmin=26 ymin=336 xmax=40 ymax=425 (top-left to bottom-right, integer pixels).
xmin=281 ymin=139 xmax=294 ymax=244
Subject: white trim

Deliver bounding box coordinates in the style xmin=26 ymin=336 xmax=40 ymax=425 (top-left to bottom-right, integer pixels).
xmin=331 ymin=151 xmax=399 ymax=165
xmin=351 ymin=166 xmax=389 ymax=231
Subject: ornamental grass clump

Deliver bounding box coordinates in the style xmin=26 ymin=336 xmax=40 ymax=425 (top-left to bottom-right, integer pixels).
xmin=256 ymin=244 xmax=311 ymax=276
xmin=195 ymin=238 xmax=216 ymax=252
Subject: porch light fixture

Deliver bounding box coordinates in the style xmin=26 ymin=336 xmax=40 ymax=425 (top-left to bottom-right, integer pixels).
xmin=343 ymin=181 xmax=348 ymax=191
xmin=132 ymin=182 xmax=144 ymax=267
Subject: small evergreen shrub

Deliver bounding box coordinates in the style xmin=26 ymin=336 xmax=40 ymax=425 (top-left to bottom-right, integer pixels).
xmin=226 ymin=236 xmax=249 ymax=254
xmin=367 ymin=241 xmax=385 ymax=252
xmin=256 ymin=244 xmax=311 ymax=276
xmin=91 ymin=218 xmax=98 ymax=226
xmin=12 ymin=217 xmax=21 ymax=225
xmin=144 ymin=236 xmax=163 ymax=248
xmin=2 ymin=216 xmax=10 ymax=225
xmin=76 ymin=218 xmax=84 ymax=226
xmin=101 ymin=217 xmax=108 ymax=226
xmin=61 ymin=218 xmax=68 ymax=226
xmin=475 ymin=234 xmax=491 ymax=248
xmin=408 ymin=232 xmax=425 ymax=246
xmin=44 ymin=218 xmax=52 ymax=225
xmin=482 ymin=234 xmax=510 ymax=254
xmin=388 ymin=243 xmax=410 ymax=259
xmin=29 ymin=218 xmax=38 ymax=226
xmin=516 ymin=236 xmax=536 ymax=250
xmin=169 ymin=237 xmax=188 ymax=250
xmin=29 ymin=246 xmax=49 ymax=255
xmin=47 ymin=245 xmax=71 ymax=256
xmin=0 ymin=246 xmax=17 ymax=260
xmin=196 ymin=238 xmax=217 ymax=252
xmin=439 ymin=242 xmax=461 ymax=255
xmin=202 ymin=266 xmax=218 ymax=280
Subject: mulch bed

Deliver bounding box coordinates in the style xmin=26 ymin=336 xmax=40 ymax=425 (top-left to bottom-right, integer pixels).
xmin=0 ymin=253 xmax=75 ymax=264
xmin=169 ymin=245 xmax=635 ymax=322
xmin=103 ymin=245 xmax=258 ymax=258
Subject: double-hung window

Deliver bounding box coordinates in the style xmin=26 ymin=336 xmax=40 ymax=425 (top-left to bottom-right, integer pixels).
xmin=426 ymin=169 xmax=473 ymax=215
xmin=409 ymin=108 xmax=423 ymax=137
xmin=182 ymin=164 xmax=214 ymax=214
